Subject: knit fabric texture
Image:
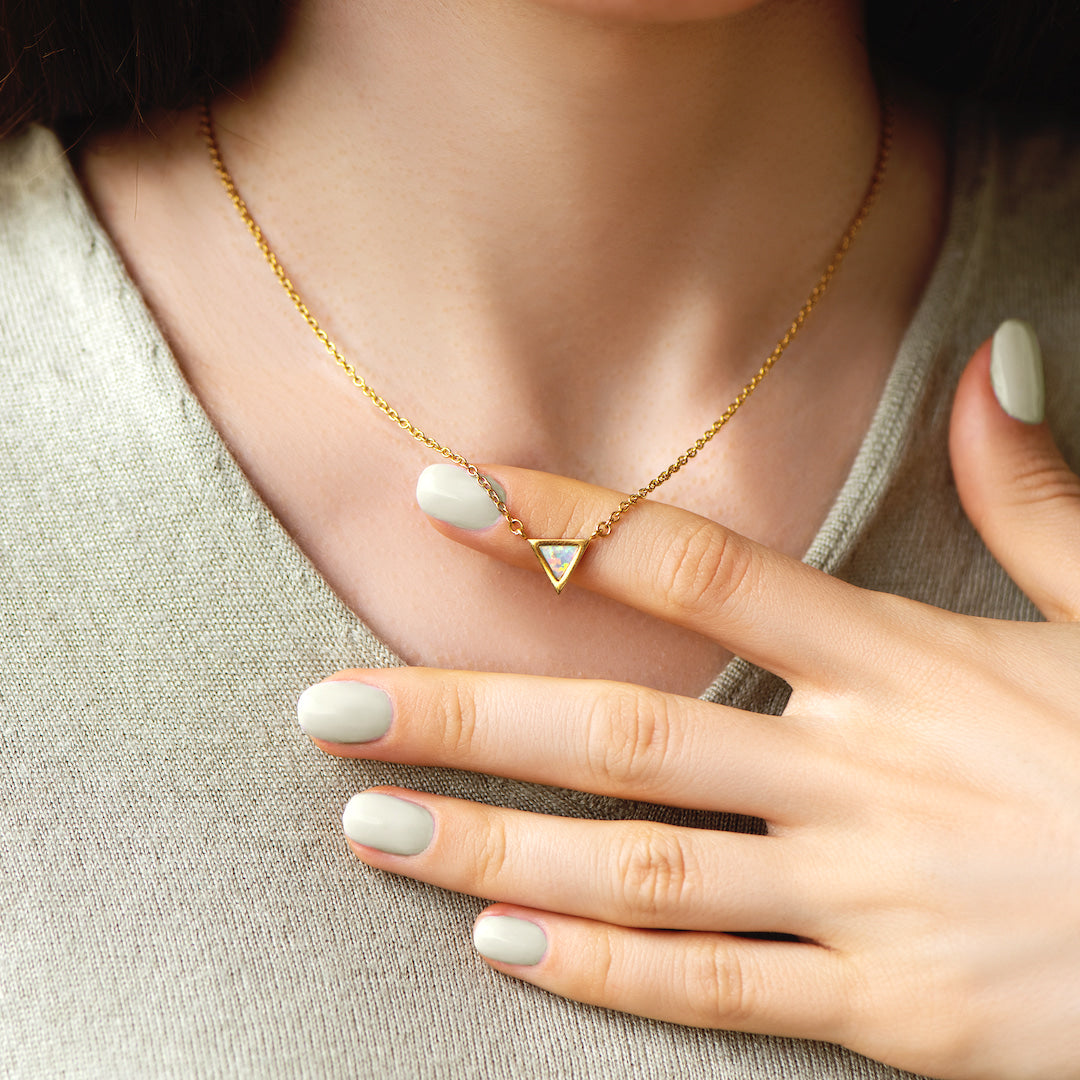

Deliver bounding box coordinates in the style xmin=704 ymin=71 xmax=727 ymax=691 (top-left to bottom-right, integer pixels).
xmin=1 ymin=101 xmax=1078 ymax=1078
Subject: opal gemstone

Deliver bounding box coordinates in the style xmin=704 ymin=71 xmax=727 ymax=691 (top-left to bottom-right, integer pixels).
xmin=537 ymin=543 xmax=579 ymax=580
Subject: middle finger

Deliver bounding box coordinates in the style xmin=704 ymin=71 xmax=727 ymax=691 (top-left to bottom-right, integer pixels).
xmin=300 ymin=669 xmax=840 ymax=823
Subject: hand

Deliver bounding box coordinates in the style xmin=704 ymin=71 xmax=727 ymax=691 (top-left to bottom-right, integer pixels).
xmin=299 ymin=333 xmax=1080 ymax=1080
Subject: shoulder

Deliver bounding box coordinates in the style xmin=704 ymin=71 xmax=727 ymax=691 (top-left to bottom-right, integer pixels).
xmin=985 ymin=105 xmax=1080 ymax=213
xmin=0 ymin=125 xmax=120 ymax=367
xmin=0 ymin=125 xmax=164 ymax=401
xmin=0 ymin=123 xmax=72 ymax=206
xmin=957 ymin=102 xmax=1080 ymax=437
xmin=975 ymin=104 xmax=1080 ymax=292
xmin=0 ymin=123 xmax=185 ymax=510
xmin=0 ymin=124 xmax=99 ymax=283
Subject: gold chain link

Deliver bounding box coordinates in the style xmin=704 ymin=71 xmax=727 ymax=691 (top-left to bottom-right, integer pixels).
xmin=201 ymin=96 xmax=892 ymax=544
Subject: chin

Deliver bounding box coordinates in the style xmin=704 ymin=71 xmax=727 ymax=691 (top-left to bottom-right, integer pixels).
xmin=533 ymin=0 xmax=770 ymax=22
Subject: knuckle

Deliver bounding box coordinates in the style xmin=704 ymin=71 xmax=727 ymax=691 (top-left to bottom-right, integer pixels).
xmin=657 ymin=521 xmax=758 ymax=616
xmin=584 ymin=686 xmax=673 ymax=791
xmin=1005 ymin=452 xmax=1080 ymax=509
xmin=468 ymin=811 xmax=510 ymax=890
xmin=578 ymin=926 xmax=618 ymax=1002
xmin=549 ymin=489 xmax=597 ymax=543
xmin=614 ymin=825 xmax=694 ymax=921
xmin=438 ymin=679 xmax=480 ymax=757
xmin=688 ymin=945 xmax=761 ymax=1028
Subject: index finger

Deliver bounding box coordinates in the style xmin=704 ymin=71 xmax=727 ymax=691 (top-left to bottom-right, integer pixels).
xmin=418 ymin=463 xmax=910 ymax=685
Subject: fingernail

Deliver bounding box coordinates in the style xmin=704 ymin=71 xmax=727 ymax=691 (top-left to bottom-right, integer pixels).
xmin=297 ymin=681 xmax=393 ymax=743
xmin=473 ymin=915 xmax=548 ymax=966
xmin=990 ymin=319 xmax=1045 ymax=424
xmin=415 ymin=464 xmax=506 ymax=529
xmin=342 ymin=791 xmax=434 ymax=855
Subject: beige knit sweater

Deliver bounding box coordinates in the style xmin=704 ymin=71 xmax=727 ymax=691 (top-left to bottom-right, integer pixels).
xmin=1 ymin=101 xmax=1077 ymax=1079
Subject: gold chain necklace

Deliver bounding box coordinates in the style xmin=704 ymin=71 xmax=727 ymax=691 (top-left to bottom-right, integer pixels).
xmin=201 ymin=98 xmax=892 ymax=594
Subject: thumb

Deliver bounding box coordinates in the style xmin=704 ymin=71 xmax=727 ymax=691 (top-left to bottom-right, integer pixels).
xmin=950 ymin=319 xmax=1080 ymax=621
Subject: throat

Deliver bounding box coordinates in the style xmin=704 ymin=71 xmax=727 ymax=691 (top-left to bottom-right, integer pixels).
xmin=72 ymin=2 xmax=949 ymax=695
xmin=202 ymin=0 xmax=885 ymax=414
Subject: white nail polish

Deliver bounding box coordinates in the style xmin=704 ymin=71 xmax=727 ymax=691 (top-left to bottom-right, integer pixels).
xmin=473 ymin=915 xmax=548 ymax=966
xmin=297 ymin=681 xmax=392 ymax=743
xmin=990 ymin=319 xmax=1045 ymax=424
xmin=342 ymin=792 xmax=434 ymax=855
xmin=415 ymin=464 xmax=506 ymax=530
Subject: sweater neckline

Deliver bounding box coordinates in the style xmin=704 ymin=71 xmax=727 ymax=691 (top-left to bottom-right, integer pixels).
xmin=704 ymin=95 xmax=994 ymax=704
xmin=54 ymin=96 xmax=993 ymax=701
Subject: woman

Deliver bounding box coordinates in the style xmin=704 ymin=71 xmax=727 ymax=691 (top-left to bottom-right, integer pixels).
xmin=1 ymin=0 xmax=1078 ymax=1076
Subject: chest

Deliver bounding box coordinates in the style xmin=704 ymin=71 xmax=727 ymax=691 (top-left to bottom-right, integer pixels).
xmin=170 ymin=343 xmax=896 ymax=697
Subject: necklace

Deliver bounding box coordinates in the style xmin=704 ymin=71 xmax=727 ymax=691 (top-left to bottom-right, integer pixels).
xmin=201 ymin=97 xmax=892 ymax=594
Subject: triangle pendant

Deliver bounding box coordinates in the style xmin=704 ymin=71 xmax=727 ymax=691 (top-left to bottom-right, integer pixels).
xmin=528 ymin=539 xmax=590 ymax=595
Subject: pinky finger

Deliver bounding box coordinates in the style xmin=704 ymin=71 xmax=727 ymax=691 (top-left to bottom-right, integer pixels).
xmin=471 ymin=905 xmax=849 ymax=1044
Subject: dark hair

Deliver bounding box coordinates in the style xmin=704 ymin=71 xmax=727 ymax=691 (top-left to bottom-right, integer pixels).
xmin=2 ymin=0 xmax=1078 ymax=139
xmin=866 ymin=0 xmax=1080 ymax=119
xmin=0 ymin=0 xmax=285 ymax=139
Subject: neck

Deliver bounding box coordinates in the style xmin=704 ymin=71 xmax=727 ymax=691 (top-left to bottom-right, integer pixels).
xmin=213 ymin=0 xmax=882 ymax=395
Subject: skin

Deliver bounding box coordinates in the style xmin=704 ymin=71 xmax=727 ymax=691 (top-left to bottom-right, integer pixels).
xmin=78 ymin=0 xmax=947 ymax=694
xmin=319 ymin=343 xmax=1080 ymax=1078
xmin=75 ymin=0 xmax=1080 ymax=1074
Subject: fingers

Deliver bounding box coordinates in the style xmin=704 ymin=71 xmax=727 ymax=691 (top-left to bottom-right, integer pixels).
xmin=472 ymin=905 xmax=847 ymax=1043
xmin=416 ymin=464 xmax=893 ymax=685
xmin=341 ymin=788 xmax=812 ymax=935
xmin=950 ymin=322 xmax=1080 ymax=621
xmin=301 ymin=669 xmax=836 ymax=822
